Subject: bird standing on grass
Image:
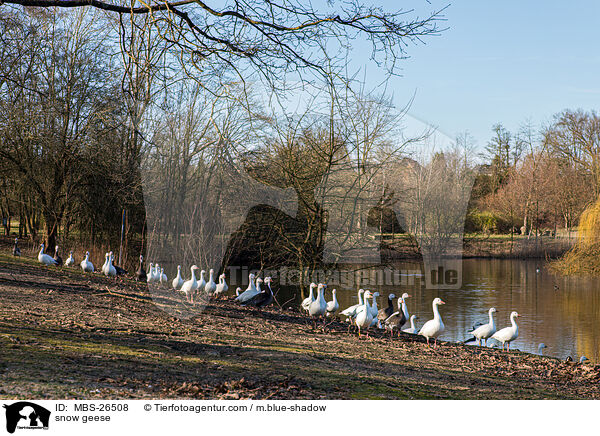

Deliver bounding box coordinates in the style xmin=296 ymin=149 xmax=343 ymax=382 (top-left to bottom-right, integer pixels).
xmin=465 ymin=307 xmax=497 ymax=347
xmin=53 ymin=245 xmax=63 ymax=266
xmin=172 ymin=266 xmax=184 ymax=290
xmin=491 ymin=311 xmax=520 ymax=352
xmin=214 ymin=274 xmax=228 ymax=298
xmin=12 ymin=238 xmax=20 ymax=257
xmin=419 ymin=298 xmax=445 ymax=348
xmin=326 ymin=289 xmax=339 ymax=317
xmin=136 ymin=255 xmax=147 ymax=282
xmin=65 ymin=251 xmax=75 ymax=267
xmin=38 ymin=243 xmax=58 ymax=266
xmin=80 ymin=251 xmax=94 ymax=272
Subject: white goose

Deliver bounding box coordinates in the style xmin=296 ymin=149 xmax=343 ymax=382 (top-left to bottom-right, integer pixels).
xmin=355 ymin=291 xmax=374 ymax=338
xmin=80 ymin=251 xmax=94 ymax=272
xmin=468 ymin=307 xmax=497 ymax=346
xmin=205 ymin=269 xmax=217 ymax=295
xmin=308 ymin=283 xmax=327 ymax=323
xmin=369 ymin=292 xmax=380 ymax=318
xmin=402 ymin=315 xmax=419 ymax=334
xmin=301 ymin=283 xmax=317 ymax=312
xmin=152 ymin=264 xmax=162 ymax=282
xmin=214 ymin=274 xmax=228 ymax=298
xmin=196 ymin=269 xmax=207 ymax=296
xmin=491 ymin=311 xmax=520 ymax=352
xmin=538 ymin=343 xmax=547 ymax=356
xmin=326 ymin=289 xmax=339 ymax=316
xmin=104 ymin=253 xmax=117 ymax=277
xmin=400 ymin=292 xmax=411 ymax=328
xmin=146 ymin=263 xmax=155 ymax=283
xmin=101 ymin=253 xmax=109 ymax=275
xmin=419 ymin=297 xmax=446 ymax=347
xmin=340 ymin=289 xmax=365 ymax=320
xmin=172 ymin=266 xmax=184 ymax=290
xmin=65 ymin=251 xmax=75 ymax=267
xmin=38 ymin=243 xmax=58 ymax=265
xmin=235 ymin=273 xmax=258 ymax=303
xmin=160 ymin=267 xmax=168 ymax=284
xmin=180 ymin=265 xmax=199 ymax=303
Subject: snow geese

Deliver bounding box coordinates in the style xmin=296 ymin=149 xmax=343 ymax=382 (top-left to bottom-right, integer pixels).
xmin=326 ymin=289 xmax=339 ymax=316
xmin=402 ymin=315 xmax=419 ymax=334
xmin=180 ymin=265 xmax=199 ymax=303
xmin=197 ymin=269 xmax=207 ymax=297
xmin=354 ymin=290 xmax=374 ymax=338
xmin=12 ymin=238 xmax=20 ymax=257
xmin=381 ymin=297 xmax=406 ymax=337
xmin=172 ymin=265 xmax=184 ymax=290
xmin=340 ymin=289 xmax=365 ymax=320
xmin=243 ymin=277 xmax=274 ymax=309
xmin=377 ymin=293 xmax=396 ymax=325
xmin=38 ymin=243 xmax=58 ymax=265
xmin=205 ymin=269 xmax=217 ymax=296
xmin=65 ymin=251 xmax=75 ymax=267
xmin=146 ymin=263 xmax=155 ymax=283
xmin=308 ymin=283 xmax=327 ymax=324
xmin=369 ymin=291 xmax=380 ymax=318
xmin=136 ymin=256 xmax=147 ymax=282
xmin=491 ymin=311 xmax=519 ymax=351
xmin=301 ymin=283 xmax=317 ymax=313
xmin=235 ymin=273 xmax=258 ymax=303
xmin=214 ymin=274 xmax=228 ymax=298
xmin=399 ymin=293 xmax=410 ymax=328
xmin=80 ymin=251 xmax=94 ymax=272
xmin=104 ymin=253 xmax=116 ymax=277
xmin=152 ymin=264 xmax=161 ymax=282
xmin=53 ymin=245 xmax=63 ymax=266
xmin=468 ymin=307 xmax=497 ymax=346
xmin=418 ymin=297 xmax=446 ymax=347
xmin=101 ymin=253 xmax=110 ymax=275
xmin=160 ymin=267 xmax=168 ymax=284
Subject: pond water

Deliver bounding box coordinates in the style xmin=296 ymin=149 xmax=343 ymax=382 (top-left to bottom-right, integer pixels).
xmin=277 ymin=259 xmax=600 ymax=362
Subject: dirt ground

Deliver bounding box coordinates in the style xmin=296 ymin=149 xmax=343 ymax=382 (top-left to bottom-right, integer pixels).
xmin=0 ymin=253 xmax=598 ymax=400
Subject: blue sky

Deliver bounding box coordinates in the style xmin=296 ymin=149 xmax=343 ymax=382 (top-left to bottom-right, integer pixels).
xmin=364 ymin=1 xmax=600 ymax=151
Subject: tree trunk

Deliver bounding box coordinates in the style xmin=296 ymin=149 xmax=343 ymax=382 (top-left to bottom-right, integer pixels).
xmin=44 ymin=212 xmax=59 ymax=255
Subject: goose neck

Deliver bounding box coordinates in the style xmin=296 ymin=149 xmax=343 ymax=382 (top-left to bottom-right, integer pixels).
xmin=432 ymin=302 xmax=442 ymax=321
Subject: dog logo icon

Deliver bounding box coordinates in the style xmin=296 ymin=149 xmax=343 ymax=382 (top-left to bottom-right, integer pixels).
xmin=3 ymin=402 xmax=50 ymax=433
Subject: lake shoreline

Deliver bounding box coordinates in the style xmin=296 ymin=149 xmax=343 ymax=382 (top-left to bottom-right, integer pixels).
xmin=1 ymin=254 xmax=599 ymax=399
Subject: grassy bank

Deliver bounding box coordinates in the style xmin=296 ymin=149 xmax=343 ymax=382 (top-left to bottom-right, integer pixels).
xmin=380 ymin=233 xmax=575 ymax=260
xmin=1 ymin=253 xmax=599 ymax=399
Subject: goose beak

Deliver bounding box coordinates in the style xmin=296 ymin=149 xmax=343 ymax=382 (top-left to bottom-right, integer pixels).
xmin=440 ymin=300 xmax=445 ymax=304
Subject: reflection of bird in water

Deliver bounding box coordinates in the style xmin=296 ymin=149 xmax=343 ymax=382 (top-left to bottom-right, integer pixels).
xmin=536 ymin=266 xmax=540 ymax=273
xmin=554 ymin=285 xmax=559 ymax=291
